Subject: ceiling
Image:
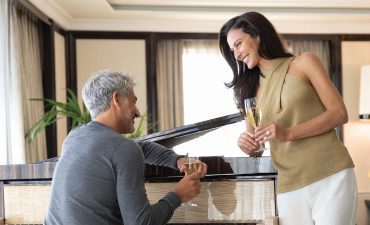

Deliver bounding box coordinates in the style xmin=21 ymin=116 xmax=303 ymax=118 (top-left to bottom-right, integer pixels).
xmin=29 ymin=0 xmax=370 ymax=33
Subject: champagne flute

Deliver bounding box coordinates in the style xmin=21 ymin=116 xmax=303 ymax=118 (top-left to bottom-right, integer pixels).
xmin=182 ymin=156 xmax=200 ymax=207
xmin=244 ymin=97 xmax=268 ymax=152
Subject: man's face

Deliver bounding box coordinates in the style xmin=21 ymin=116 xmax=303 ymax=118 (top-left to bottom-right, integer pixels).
xmin=117 ymin=88 xmax=140 ymax=134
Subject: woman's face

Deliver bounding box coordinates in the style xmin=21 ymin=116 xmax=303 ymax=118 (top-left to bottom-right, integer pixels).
xmin=226 ymin=28 xmax=260 ymax=69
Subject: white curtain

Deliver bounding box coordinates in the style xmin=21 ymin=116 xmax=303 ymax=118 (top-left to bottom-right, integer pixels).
xmin=0 ymin=0 xmax=10 ymax=165
xmin=156 ymin=39 xmax=236 ymax=129
xmin=181 ymin=40 xmax=236 ymax=124
xmin=0 ymin=1 xmax=46 ymax=165
xmin=156 ymin=40 xmax=184 ymax=131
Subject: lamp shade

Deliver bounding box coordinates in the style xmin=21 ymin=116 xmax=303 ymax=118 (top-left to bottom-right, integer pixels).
xmin=359 ymin=65 xmax=370 ymax=119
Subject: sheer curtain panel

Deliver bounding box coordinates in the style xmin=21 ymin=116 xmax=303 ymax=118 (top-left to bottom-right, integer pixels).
xmin=0 ymin=0 xmax=10 ymax=165
xmin=156 ymin=40 xmax=184 ymax=131
xmin=0 ymin=1 xmax=46 ymax=165
xmin=181 ymin=40 xmax=236 ymax=124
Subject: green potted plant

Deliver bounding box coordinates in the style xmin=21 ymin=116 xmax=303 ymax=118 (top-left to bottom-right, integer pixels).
xmin=26 ymin=89 xmax=148 ymax=141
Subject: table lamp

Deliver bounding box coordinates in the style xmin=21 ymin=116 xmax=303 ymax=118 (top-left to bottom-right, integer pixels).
xmin=359 ymin=65 xmax=370 ymax=120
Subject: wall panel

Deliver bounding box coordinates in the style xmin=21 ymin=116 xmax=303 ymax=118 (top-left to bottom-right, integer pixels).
xmin=54 ymin=32 xmax=67 ymax=156
xmin=75 ymin=39 xmax=147 ymax=132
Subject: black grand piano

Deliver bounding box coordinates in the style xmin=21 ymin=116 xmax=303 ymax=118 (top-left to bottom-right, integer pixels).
xmin=0 ymin=113 xmax=278 ymax=225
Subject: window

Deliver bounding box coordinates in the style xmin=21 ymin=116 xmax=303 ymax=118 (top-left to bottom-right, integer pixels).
xmin=182 ymin=40 xmax=237 ymax=125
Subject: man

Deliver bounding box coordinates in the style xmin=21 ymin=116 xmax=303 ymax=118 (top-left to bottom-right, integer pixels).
xmin=44 ymin=69 xmax=207 ymax=225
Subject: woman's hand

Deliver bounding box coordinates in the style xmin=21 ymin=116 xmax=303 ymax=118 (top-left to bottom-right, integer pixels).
xmin=237 ymin=131 xmax=263 ymax=157
xmin=254 ymin=123 xmax=290 ymax=144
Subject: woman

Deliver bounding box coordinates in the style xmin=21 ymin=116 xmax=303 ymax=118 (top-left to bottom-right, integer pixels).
xmin=219 ymin=11 xmax=357 ymax=225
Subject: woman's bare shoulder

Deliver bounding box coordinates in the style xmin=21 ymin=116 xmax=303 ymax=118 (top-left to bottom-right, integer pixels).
xmin=293 ymin=52 xmax=319 ymax=65
xmin=291 ymin=52 xmax=321 ymax=71
xmin=287 ymin=52 xmax=323 ymax=81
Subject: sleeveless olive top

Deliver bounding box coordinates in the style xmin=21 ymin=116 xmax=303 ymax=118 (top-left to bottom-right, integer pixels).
xmin=259 ymin=57 xmax=354 ymax=193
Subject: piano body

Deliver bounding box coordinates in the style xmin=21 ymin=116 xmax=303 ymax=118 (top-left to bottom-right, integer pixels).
xmin=139 ymin=113 xmax=278 ymax=225
xmin=0 ymin=113 xmax=278 ymax=225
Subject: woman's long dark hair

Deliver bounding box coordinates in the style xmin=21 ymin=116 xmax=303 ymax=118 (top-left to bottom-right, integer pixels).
xmin=219 ymin=11 xmax=293 ymax=113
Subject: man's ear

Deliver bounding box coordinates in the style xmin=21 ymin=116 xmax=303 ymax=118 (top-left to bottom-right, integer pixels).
xmin=111 ymin=91 xmax=120 ymax=107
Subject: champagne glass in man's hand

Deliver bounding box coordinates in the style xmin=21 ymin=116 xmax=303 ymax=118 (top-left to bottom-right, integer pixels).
xmin=181 ymin=156 xmax=200 ymax=206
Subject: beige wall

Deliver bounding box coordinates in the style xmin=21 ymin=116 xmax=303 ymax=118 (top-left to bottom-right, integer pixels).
xmin=54 ymin=32 xmax=67 ymax=156
xmin=342 ymin=41 xmax=370 ymax=194
xmin=76 ymin=39 xmax=147 ymax=132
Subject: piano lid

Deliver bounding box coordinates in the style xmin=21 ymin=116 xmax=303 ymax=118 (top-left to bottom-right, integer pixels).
xmin=137 ymin=113 xmax=271 ymax=158
xmin=138 ymin=113 xmax=275 ymax=176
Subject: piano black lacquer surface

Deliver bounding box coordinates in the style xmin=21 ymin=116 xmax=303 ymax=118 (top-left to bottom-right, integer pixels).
xmin=0 ymin=113 xmax=278 ymax=225
xmin=138 ymin=113 xmax=278 ymax=225
xmin=139 ymin=113 xmax=276 ymax=179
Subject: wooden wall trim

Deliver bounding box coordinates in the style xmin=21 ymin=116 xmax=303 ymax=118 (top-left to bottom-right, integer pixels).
xmin=17 ymin=0 xmax=51 ymax=25
xmin=65 ymin=33 xmax=77 ymax=132
xmin=146 ymin=34 xmax=158 ymax=132
xmin=341 ymin=34 xmax=370 ymax=41
xmin=282 ymin=34 xmax=335 ymax=40
xmin=330 ymin=35 xmax=344 ymax=141
xmin=40 ymin=22 xmax=57 ymax=158
xmin=53 ymin=23 xmax=66 ymax=36
xmin=68 ymin=31 xmax=151 ymax=39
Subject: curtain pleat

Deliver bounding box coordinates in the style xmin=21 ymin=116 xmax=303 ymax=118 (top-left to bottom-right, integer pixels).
xmin=0 ymin=1 xmax=46 ymax=164
xmin=13 ymin=3 xmax=46 ymax=163
xmin=156 ymin=40 xmax=184 ymax=131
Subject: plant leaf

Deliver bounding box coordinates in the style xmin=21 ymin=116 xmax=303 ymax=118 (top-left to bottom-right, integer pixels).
xmin=26 ymin=89 xmax=91 ymax=141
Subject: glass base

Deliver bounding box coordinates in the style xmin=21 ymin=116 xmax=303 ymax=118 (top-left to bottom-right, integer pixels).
xmin=255 ymin=147 xmax=268 ymax=153
xmin=255 ymin=141 xmax=270 ymax=153
xmin=182 ymin=201 xmax=198 ymax=207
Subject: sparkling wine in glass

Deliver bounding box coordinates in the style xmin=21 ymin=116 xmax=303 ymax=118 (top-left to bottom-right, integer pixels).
xmin=244 ymin=97 xmax=268 ymax=152
xmin=182 ymin=157 xmax=200 ymax=207
xmin=184 ymin=157 xmax=200 ymax=175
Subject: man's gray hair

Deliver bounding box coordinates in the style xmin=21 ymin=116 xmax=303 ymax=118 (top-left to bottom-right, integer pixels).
xmin=82 ymin=69 xmax=135 ymax=119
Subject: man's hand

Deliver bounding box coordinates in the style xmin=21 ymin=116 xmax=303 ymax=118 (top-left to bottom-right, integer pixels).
xmin=177 ymin=157 xmax=208 ymax=177
xmin=172 ymin=172 xmax=202 ymax=203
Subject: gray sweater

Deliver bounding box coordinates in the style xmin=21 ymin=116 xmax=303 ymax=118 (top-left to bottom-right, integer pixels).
xmin=44 ymin=121 xmax=181 ymax=225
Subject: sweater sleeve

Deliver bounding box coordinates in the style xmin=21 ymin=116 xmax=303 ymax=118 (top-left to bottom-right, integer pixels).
xmin=136 ymin=140 xmax=183 ymax=170
xmin=113 ymin=140 xmax=181 ymax=225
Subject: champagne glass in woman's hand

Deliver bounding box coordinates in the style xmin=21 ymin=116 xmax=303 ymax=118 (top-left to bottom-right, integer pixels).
xmin=244 ymin=97 xmax=269 ymax=152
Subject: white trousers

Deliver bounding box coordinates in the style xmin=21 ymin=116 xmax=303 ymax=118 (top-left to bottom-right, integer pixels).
xmin=277 ymin=168 xmax=357 ymax=225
